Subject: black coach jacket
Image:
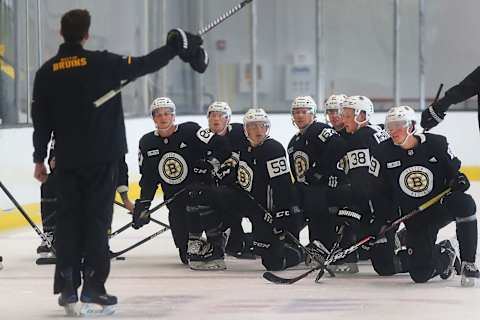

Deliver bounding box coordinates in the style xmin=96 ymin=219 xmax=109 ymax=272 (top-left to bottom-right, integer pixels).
xmin=32 ymin=42 xmax=176 ymax=169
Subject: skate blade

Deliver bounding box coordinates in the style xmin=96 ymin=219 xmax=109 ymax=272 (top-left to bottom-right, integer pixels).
xmin=461 ymin=276 xmax=476 ymax=288
xmin=63 ymin=303 xmax=80 ymax=317
xmin=80 ymin=303 xmax=115 ymax=317
xmin=37 ymin=252 xmax=51 ymax=258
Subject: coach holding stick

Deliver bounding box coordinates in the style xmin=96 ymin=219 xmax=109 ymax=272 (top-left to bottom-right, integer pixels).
xmin=31 ymin=9 xmax=207 ymax=315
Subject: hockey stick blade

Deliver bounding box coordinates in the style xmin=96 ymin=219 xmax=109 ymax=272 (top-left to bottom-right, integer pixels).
xmin=36 ymin=257 xmax=56 ymax=265
xmin=263 ymin=267 xmax=320 ymax=285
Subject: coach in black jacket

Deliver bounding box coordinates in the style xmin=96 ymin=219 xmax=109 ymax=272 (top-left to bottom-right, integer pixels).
xmin=31 ymin=9 xmax=208 ymax=310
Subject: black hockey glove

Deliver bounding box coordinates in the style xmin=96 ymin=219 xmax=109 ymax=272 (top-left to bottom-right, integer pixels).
xmin=132 ymin=199 xmax=151 ymax=229
xmin=449 ymin=172 xmax=470 ymax=192
xmin=420 ymin=103 xmax=445 ymax=130
xmin=214 ymin=161 xmax=237 ymax=186
xmin=304 ymin=167 xmax=324 ymax=186
xmin=336 ymin=207 xmax=362 ymax=231
xmin=192 ymin=159 xmax=214 ymax=184
xmin=166 ymin=28 xmax=203 ymax=61
xmin=272 ymin=209 xmax=293 ymax=236
xmin=188 ymin=46 xmax=209 ymax=74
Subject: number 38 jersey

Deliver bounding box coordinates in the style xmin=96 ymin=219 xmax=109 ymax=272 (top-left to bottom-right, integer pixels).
xmin=344 ymin=125 xmax=390 ymax=202
xmin=237 ymin=138 xmax=292 ymax=212
xmin=370 ymin=133 xmax=461 ymax=214
xmin=138 ymin=122 xmax=230 ymax=200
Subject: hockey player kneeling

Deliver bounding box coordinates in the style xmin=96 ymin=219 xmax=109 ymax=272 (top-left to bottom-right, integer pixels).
xmin=372 ymin=106 xmax=479 ymax=287
xmin=133 ymin=97 xmax=231 ymax=268
xmin=235 ymin=108 xmax=303 ymax=271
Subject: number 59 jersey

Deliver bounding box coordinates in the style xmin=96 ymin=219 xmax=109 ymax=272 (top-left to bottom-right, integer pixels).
xmin=237 ymin=138 xmax=292 ymax=212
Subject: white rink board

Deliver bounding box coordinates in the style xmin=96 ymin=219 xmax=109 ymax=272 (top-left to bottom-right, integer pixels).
xmin=1 ymin=111 xmax=479 ymax=208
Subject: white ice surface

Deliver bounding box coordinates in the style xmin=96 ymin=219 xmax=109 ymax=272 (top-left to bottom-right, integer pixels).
xmin=1 ymin=184 xmax=480 ymax=319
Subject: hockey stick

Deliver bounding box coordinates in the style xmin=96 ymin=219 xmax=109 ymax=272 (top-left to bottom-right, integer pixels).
xmin=111 ymin=187 xmax=185 ymax=237
xmin=232 ymin=186 xmax=340 ymax=281
xmin=313 ymin=187 xmax=452 ymax=282
xmin=94 ymin=0 xmax=253 ymax=108
xmin=263 ymin=226 xmax=344 ymax=284
xmin=0 ymin=180 xmax=56 ymax=255
xmin=264 ymin=187 xmax=451 ymax=284
xmin=423 ymin=83 xmax=444 ymax=132
xmin=433 ymin=83 xmax=444 ymax=104
xmin=197 ymin=0 xmax=253 ymax=36
xmin=113 ymin=200 xmax=170 ymax=229
xmin=109 ymin=226 xmax=170 ymax=258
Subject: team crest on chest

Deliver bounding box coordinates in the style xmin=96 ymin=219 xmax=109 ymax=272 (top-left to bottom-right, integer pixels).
xmin=293 ymin=151 xmax=309 ymax=181
xmin=238 ymin=161 xmax=253 ymax=192
xmin=398 ymin=165 xmax=433 ymax=197
xmin=158 ymin=152 xmax=188 ymax=185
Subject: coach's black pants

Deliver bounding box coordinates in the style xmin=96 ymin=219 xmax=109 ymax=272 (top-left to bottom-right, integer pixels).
xmin=53 ymin=162 xmax=117 ymax=295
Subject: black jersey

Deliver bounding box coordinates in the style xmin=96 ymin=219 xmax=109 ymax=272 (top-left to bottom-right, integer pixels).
xmin=371 ymin=133 xmax=460 ymax=214
xmin=138 ymin=122 xmax=230 ymax=200
xmin=237 ymin=138 xmax=292 ymax=213
xmin=225 ymin=123 xmax=248 ymax=160
xmin=287 ymin=122 xmax=348 ymax=183
xmin=344 ymin=124 xmax=391 ymax=202
xmin=32 ymin=42 xmax=176 ymax=169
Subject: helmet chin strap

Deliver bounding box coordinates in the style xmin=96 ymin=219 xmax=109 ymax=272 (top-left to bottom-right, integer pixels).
xmin=245 ymin=127 xmax=270 ymax=147
xmin=353 ymin=113 xmax=368 ymax=126
xmin=217 ymin=118 xmax=231 ymax=135
xmin=393 ymin=126 xmax=415 ymax=147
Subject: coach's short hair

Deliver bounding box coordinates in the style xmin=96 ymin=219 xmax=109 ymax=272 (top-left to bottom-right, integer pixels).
xmin=61 ymin=9 xmax=91 ymax=43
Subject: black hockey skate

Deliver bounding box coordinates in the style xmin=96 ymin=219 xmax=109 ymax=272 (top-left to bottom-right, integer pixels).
xmin=58 ymin=292 xmax=79 ymax=317
xmin=79 ymin=268 xmax=117 ymax=316
xmin=80 ymin=291 xmax=117 ymax=316
xmin=438 ymin=240 xmax=461 ymax=280
xmin=57 ymin=269 xmax=79 ymax=317
xmin=460 ymin=262 xmax=480 ymax=287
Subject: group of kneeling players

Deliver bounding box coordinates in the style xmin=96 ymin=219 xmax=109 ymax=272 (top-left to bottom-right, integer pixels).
xmin=39 ymin=94 xmax=480 ymax=287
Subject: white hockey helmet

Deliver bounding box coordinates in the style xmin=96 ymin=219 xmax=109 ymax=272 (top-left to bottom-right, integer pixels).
xmin=207 ymin=101 xmax=232 ymax=119
xmin=243 ymin=107 xmax=270 ymax=128
xmin=325 ymin=94 xmax=347 ymax=111
xmin=243 ymin=108 xmax=271 ymax=144
xmin=291 ymin=96 xmax=317 ymax=114
xmin=340 ymin=95 xmax=374 ymax=122
xmin=385 ymin=105 xmax=416 ymax=132
xmin=150 ymin=97 xmax=176 ymax=117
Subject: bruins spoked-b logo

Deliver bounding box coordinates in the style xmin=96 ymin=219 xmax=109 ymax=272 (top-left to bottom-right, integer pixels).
xmin=158 ymin=152 xmax=188 ymax=185
xmin=398 ymin=166 xmax=433 ymax=197
xmin=238 ymin=161 xmax=254 ymax=192
xmin=293 ymin=151 xmax=309 ymax=182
